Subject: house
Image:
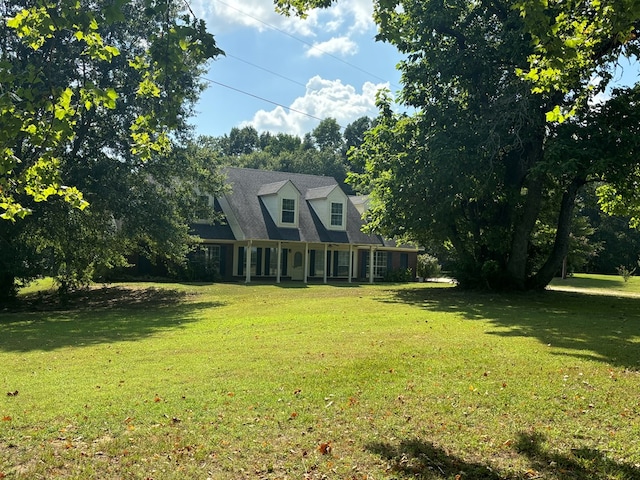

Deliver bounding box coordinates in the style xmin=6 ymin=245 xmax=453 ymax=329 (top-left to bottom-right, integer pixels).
xmin=189 ymin=167 xmax=418 ymax=283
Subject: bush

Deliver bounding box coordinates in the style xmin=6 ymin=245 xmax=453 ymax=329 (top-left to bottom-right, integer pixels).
xmin=416 ymin=254 xmax=442 ymax=280
xmin=384 ymin=268 xmax=414 ymax=282
xmin=617 ymin=265 xmax=636 ymax=282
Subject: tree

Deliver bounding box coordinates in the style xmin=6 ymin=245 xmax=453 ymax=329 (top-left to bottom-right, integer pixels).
xmin=311 ymin=118 xmax=344 ymax=152
xmin=277 ymin=0 xmax=639 ymax=290
xmin=342 ymin=116 xmax=373 ymax=174
xmin=274 ymin=1 xmax=639 ymax=106
xmin=1 ymin=0 xmax=220 ymax=220
xmin=227 ymin=126 xmax=260 ymax=156
xmin=0 ymin=0 xmax=223 ymax=300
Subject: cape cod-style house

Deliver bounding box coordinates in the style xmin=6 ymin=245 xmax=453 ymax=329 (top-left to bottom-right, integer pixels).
xmin=190 ymin=167 xmax=418 ymax=283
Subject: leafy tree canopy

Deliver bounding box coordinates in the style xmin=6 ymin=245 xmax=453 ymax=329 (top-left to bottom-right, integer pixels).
xmin=274 ymin=1 xmax=639 ymax=103
xmin=1 ymin=0 xmax=221 ymax=220
xmin=275 ymin=0 xmax=639 ymax=290
xmin=0 ymin=0 xmax=223 ymax=300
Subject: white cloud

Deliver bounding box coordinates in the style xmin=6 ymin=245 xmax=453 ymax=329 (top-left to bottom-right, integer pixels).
xmin=332 ymin=0 xmax=375 ymax=35
xmin=190 ymin=0 xmax=320 ymax=36
xmin=245 ymin=76 xmax=388 ymax=135
xmin=305 ymin=36 xmax=358 ymax=58
xmin=189 ymin=0 xmax=375 ymax=38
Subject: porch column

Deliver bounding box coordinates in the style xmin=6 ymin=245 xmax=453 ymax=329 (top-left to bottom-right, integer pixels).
xmin=348 ymin=244 xmax=353 ymax=283
xmin=277 ymin=241 xmax=282 ymax=284
xmin=245 ymin=240 xmax=252 ymax=283
xmin=323 ymin=244 xmax=328 ymax=284
xmin=304 ymin=242 xmax=309 ymax=284
xmin=369 ymin=246 xmax=375 ymax=284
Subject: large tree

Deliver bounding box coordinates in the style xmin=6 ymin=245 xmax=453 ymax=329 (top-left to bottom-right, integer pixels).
xmin=276 ymin=0 xmax=639 ymax=290
xmin=0 ymin=0 xmax=223 ymax=300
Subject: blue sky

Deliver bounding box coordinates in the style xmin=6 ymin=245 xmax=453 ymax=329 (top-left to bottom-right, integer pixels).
xmin=189 ymin=0 xmax=639 ymax=139
xmin=190 ymin=0 xmax=403 ymax=138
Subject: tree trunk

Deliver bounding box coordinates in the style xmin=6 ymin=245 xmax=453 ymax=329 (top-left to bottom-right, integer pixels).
xmin=529 ymin=177 xmax=585 ymax=289
xmin=0 ymin=271 xmax=17 ymax=304
xmin=506 ymin=174 xmax=544 ymax=289
xmin=504 ymin=104 xmax=549 ymax=290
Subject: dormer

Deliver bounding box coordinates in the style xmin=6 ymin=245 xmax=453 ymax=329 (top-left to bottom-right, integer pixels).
xmin=306 ymin=184 xmax=348 ymax=231
xmin=349 ymin=195 xmax=369 ymax=216
xmin=258 ymin=180 xmax=301 ymax=228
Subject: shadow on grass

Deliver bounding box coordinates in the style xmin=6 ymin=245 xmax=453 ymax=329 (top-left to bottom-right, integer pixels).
xmin=368 ymin=438 xmax=503 ymax=479
xmin=383 ymin=287 xmax=640 ymax=370
xmin=0 ymin=286 xmax=223 ymax=352
xmin=367 ymin=432 xmax=640 ymax=479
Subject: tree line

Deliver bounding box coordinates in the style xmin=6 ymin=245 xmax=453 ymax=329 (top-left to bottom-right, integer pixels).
xmin=189 ymin=117 xmax=373 ymax=193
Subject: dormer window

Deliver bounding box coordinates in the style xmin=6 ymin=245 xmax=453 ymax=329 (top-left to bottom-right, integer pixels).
xmin=330 ymin=202 xmax=343 ymax=226
xmin=281 ymin=198 xmax=296 ymax=224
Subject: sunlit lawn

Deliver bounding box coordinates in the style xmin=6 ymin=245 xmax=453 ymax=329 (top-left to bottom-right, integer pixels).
xmin=1 ymin=275 xmax=639 ymax=479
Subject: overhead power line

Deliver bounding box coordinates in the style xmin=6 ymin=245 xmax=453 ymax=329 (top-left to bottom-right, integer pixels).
xmin=213 ymin=0 xmax=399 ymax=89
xmin=225 ymin=54 xmax=307 ymax=88
xmin=201 ymin=76 xmax=344 ymax=128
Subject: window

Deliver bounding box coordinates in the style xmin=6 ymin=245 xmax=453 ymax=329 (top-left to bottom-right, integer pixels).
xmin=313 ymin=250 xmax=324 ymax=277
xmin=266 ymin=248 xmax=278 ymax=276
xmin=330 ymin=202 xmax=343 ymax=226
xmin=374 ymin=251 xmax=388 ymax=277
xmin=192 ymin=245 xmax=220 ymax=275
xmin=250 ymin=247 xmax=258 ymax=276
xmin=366 ymin=251 xmax=388 ymax=278
xmin=281 ymin=198 xmax=295 ymax=224
xmin=336 ymin=251 xmax=350 ymax=277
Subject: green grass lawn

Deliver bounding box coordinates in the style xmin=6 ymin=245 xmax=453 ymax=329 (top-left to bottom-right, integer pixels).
xmin=1 ymin=275 xmax=640 ymax=479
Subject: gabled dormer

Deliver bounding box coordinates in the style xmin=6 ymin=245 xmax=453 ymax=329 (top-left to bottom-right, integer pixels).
xmin=258 ymin=180 xmax=301 ymax=228
xmin=306 ymin=184 xmax=348 ymax=231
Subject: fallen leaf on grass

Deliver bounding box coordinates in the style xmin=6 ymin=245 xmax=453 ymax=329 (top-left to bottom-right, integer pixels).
xmin=318 ymin=441 xmax=332 ymax=455
xmin=1 ymin=416 xmax=11 ymax=422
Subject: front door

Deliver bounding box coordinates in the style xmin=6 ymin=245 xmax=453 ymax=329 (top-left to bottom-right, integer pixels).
xmin=290 ymin=249 xmax=304 ymax=281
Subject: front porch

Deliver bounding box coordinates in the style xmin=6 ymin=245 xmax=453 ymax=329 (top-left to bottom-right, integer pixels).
xmin=195 ymin=240 xmax=416 ymax=284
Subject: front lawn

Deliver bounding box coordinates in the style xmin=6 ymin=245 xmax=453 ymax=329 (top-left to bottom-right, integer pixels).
xmin=1 ymin=277 xmax=639 ymax=479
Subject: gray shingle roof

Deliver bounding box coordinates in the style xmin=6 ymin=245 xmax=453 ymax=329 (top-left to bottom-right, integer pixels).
xmin=210 ymin=167 xmax=391 ymax=246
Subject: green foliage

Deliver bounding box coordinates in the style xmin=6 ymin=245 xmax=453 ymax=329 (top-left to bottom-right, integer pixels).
xmin=0 ymin=1 xmax=224 ymax=299
xmin=383 ymin=267 xmax=413 ymax=282
xmin=416 ymin=253 xmax=441 ymax=280
xmin=1 ymin=0 xmax=222 ymax=220
xmin=340 ymin=1 xmax=640 ymax=291
xmin=514 ymin=0 xmax=639 ymax=114
xmin=192 ymin=116 xmax=374 ymax=191
xmin=616 ymin=264 xmax=636 ymax=282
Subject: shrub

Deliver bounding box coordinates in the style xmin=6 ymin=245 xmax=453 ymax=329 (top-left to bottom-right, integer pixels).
xmin=416 ymin=254 xmax=442 ymax=280
xmin=384 ymin=268 xmax=414 ymax=282
xmin=617 ymin=265 xmax=636 ymax=282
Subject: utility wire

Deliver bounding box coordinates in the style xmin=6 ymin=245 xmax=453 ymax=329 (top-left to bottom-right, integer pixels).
xmin=214 ymin=0 xmax=399 ymax=89
xmin=201 ymin=76 xmax=344 ymax=128
xmin=225 ymin=54 xmax=307 ymax=88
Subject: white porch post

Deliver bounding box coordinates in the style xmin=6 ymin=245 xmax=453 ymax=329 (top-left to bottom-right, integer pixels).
xmin=323 ymin=244 xmax=328 ymax=284
xmin=245 ymin=240 xmax=252 ymax=284
xmin=348 ymin=244 xmax=353 ymax=283
xmin=304 ymin=242 xmax=309 ymax=284
xmin=277 ymin=241 xmax=282 ymax=284
xmin=369 ymin=246 xmax=375 ymax=284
